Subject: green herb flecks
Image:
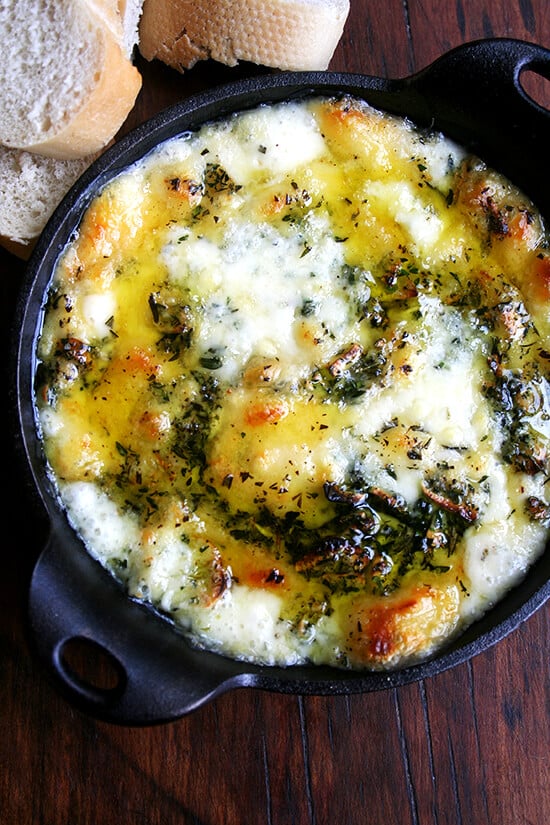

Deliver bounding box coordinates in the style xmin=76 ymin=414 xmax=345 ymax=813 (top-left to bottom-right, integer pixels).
xmin=204 ymin=163 xmax=242 ymax=197
xmin=483 ymin=338 xmax=550 ymax=477
xmin=149 ymin=291 xmax=194 ymax=360
xmin=220 ymin=476 xmax=477 ymax=598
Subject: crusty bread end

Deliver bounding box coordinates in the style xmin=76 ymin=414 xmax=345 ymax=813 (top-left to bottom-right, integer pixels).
xmin=139 ymin=0 xmax=350 ymax=72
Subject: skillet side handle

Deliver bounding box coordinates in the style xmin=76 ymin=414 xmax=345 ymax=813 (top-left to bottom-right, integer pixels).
xmin=27 ymin=533 xmax=243 ymax=725
xmin=403 ymin=38 xmax=550 ymax=216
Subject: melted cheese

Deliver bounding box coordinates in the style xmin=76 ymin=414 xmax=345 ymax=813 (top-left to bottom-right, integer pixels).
xmin=35 ymin=96 xmax=550 ymax=670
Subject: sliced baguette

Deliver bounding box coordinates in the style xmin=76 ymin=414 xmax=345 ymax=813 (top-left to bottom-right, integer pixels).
xmin=138 ymin=0 xmax=350 ymax=72
xmin=0 ymin=145 xmax=99 ymax=258
xmin=0 ymin=0 xmax=142 ymax=160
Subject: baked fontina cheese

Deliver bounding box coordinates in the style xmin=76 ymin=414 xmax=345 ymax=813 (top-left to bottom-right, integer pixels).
xmin=35 ymin=96 xmax=550 ymax=670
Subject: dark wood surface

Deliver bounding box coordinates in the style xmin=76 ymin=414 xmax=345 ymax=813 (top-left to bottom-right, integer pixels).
xmin=2 ymin=2 xmax=549 ymax=823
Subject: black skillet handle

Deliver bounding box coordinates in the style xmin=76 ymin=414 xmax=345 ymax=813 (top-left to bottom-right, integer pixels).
xmin=399 ymin=39 xmax=550 ymax=215
xmin=28 ymin=531 xmax=245 ymax=725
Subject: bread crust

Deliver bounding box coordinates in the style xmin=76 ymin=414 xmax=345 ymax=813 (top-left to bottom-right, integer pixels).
xmin=139 ymin=0 xmax=350 ymax=71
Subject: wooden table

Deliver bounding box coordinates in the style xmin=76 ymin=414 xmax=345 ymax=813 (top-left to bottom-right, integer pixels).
xmin=2 ymin=2 xmax=549 ymax=823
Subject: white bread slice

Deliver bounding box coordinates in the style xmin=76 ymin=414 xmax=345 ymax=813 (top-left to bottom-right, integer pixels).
xmin=0 ymin=145 xmax=99 ymax=258
xmin=138 ymin=0 xmax=350 ymax=72
xmin=0 ymin=0 xmax=142 ymax=160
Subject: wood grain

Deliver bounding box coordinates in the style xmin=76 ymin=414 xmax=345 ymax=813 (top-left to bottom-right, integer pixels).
xmin=1 ymin=2 xmax=549 ymax=824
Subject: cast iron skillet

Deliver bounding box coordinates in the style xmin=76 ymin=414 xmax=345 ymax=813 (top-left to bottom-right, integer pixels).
xmin=14 ymin=38 xmax=550 ymax=725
